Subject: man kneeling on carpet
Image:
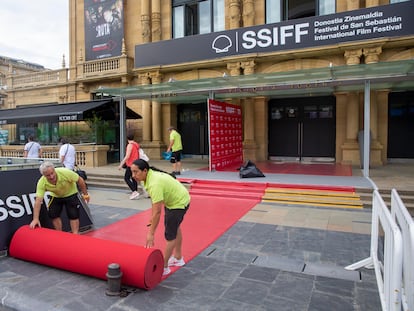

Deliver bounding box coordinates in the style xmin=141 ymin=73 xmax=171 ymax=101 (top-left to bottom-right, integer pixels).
xmin=29 ymin=161 xmax=90 ymax=234
xmin=131 ymin=159 xmax=190 ymax=276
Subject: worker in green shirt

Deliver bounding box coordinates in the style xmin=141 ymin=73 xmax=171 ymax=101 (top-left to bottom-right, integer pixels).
xmin=131 ymin=159 xmax=190 ymax=276
xmin=167 ymin=126 xmax=183 ymax=176
xmin=29 ymin=161 xmax=89 ymax=234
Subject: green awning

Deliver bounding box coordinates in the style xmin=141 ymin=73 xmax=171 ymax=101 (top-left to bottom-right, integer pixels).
xmin=96 ymin=59 xmax=414 ymax=103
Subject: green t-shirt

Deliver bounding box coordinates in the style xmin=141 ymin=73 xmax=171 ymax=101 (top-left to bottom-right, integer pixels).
xmin=169 ymin=130 xmax=183 ymax=152
xmin=143 ymin=169 xmax=190 ymax=209
xmin=36 ymin=167 xmax=79 ymax=198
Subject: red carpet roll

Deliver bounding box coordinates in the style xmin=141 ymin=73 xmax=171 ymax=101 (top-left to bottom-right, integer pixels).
xmin=9 ymin=226 xmax=163 ymax=290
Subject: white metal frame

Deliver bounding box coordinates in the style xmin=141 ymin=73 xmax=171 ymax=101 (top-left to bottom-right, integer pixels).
xmin=391 ymin=189 xmax=414 ymax=311
xmin=345 ymin=190 xmax=403 ymax=311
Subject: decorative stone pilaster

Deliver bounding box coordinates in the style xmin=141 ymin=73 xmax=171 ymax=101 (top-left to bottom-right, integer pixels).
xmin=366 ymin=0 xmax=379 ymax=8
xmin=241 ymin=60 xmax=256 ymax=75
xmin=344 ymin=49 xmax=362 ymax=65
xmin=347 ymin=0 xmax=359 ymax=11
xmin=229 ymin=0 xmax=241 ymax=29
xmin=151 ymin=12 xmax=161 ymax=42
xmin=141 ymin=15 xmax=151 ymax=42
xmin=242 ymin=0 xmax=255 ymax=27
xmin=227 ymin=62 xmax=242 ymax=76
xmin=363 ymin=47 xmax=382 ymax=64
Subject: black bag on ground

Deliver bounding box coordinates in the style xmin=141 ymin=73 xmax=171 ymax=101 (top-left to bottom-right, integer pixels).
xmin=239 ymin=160 xmax=265 ymax=178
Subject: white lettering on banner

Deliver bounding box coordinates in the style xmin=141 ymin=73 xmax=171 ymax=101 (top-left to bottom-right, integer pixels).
xmin=96 ymin=23 xmax=110 ymax=37
xmin=0 ymin=193 xmax=36 ymax=222
xmin=314 ymin=8 xmax=404 ymax=42
xmin=241 ymin=23 xmax=309 ymax=49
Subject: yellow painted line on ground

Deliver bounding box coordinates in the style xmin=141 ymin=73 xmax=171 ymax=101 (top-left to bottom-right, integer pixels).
xmin=262 ymin=199 xmax=363 ymax=209
xmin=263 ymin=187 xmax=364 ymax=209
xmin=265 ymin=188 xmax=358 ymax=198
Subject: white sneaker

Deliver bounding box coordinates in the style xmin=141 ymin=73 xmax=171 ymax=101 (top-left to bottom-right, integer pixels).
xmin=129 ymin=191 xmax=140 ymax=200
xmin=163 ymin=267 xmax=171 ymax=276
xmin=168 ymin=256 xmax=185 ymax=267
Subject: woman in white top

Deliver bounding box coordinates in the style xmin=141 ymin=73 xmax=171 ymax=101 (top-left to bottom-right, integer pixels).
xmin=24 ymin=135 xmax=42 ymax=158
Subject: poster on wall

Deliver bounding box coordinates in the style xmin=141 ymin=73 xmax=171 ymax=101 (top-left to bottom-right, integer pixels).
xmin=208 ymin=99 xmax=243 ymax=171
xmin=84 ymin=0 xmax=124 ymax=61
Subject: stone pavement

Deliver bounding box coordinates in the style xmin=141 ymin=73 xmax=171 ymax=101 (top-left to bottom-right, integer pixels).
xmin=1 ymin=160 xmax=413 ymax=311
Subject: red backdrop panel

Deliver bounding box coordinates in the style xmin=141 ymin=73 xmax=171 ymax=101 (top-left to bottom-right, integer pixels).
xmin=9 ymin=225 xmax=163 ymax=290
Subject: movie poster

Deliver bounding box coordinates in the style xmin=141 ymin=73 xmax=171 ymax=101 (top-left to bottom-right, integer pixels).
xmin=84 ymin=0 xmax=124 ymax=61
xmin=208 ymin=99 xmax=243 ymax=171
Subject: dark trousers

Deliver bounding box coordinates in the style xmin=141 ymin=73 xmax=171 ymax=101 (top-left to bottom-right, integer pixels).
xmin=124 ymin=166 xmax=137 ymax=192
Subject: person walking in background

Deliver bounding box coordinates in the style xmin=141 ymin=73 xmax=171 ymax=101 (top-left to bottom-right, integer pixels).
xmin=118 ymin=132 xmax=146 ymax=200
xmin=59 ymin=137 xmax=76 ymax=170
xmin=130 ymin=159 xmax=190 ymax=276
xmin=29 ymin=161 xmax=89 ymax=234
xmin=167 ymin=126 xmax=183 ymax=176
xmin=23 ymin=135 xmax=42 ymax=158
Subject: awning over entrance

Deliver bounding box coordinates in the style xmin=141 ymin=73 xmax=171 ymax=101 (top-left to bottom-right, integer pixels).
xmin=96 ymin=59 xmax=414 ymax=103
xmin=0 ymin=99 xmax=141 ymax=124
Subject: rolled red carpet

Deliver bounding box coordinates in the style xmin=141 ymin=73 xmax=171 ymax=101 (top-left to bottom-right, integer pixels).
xmin=9 ymin=225 xmax=163 ymax=290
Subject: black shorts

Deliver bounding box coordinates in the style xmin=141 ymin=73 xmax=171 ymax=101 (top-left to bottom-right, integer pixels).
xmin=47 ymin=193 xmax=81 ymax=220
xmin=170 ymin=150 xmax=182 ymax=163
xmin=164 ymin=204 xmax=189 ymax=241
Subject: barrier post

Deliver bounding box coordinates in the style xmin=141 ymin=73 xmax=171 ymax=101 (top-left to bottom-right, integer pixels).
xmin=391 ymin=189 xmax=414 ymax=311
xmin=345 ymin=190 xmax=402 ymax=311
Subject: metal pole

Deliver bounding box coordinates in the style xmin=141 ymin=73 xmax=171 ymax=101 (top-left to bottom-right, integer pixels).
xmin=363 ymin=80 xmax=370 ymax=178
xmin=119 ymin=97 xmax=126 ymax=161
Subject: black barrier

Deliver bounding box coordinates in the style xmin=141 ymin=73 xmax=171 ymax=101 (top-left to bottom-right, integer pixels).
xmin=0 ymin=168 xmax=93 ymax=255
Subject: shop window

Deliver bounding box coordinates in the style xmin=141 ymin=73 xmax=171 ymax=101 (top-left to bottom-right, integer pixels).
xmin=266 ymin=0 xmax=336 ymax=23
xmin=173 ymin=0 xmax=224 ymax=38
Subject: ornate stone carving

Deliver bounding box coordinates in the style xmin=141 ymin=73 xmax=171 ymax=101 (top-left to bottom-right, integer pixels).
xmin=344 ymin=49 xmax=362 ymax=65
xmin=363 ymin=47 xmax=382 ymax=64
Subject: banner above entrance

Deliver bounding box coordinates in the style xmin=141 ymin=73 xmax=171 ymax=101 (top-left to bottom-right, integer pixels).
xmin=135 ymin=1 xmax=413 ymax=68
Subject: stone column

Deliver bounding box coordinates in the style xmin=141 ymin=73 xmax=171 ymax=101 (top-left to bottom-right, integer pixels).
xmin=141 ymin=0 xmax=151 ymax=43
xmin=229 ymin=0 xmax=241 ymax=29
xmin=346 ymin=92 xmax=359 ymax=142
xmin=242 ymin=0 xmax=255 ymax=27
xmin=150 ymin=73 xmax=162 ymax=143
xmin=347 ymin=0 xmax=359 ymax=11
xmin=366 ymin=0 xmax=379 ymax=8
xmin=151 ymin=0 xmax=161 ymax=41
xmin=139 ymin=73 xmax=152 ymax=143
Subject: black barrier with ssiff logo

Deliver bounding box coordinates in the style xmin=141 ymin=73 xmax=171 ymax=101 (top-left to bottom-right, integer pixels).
xmin=0 ymin=168 xmax=93 ymax=254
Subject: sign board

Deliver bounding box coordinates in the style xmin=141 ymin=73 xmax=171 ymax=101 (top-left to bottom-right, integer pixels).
xmin=0 ymin=168 xmax=93 ymax=255
xmin=208 ymin=99 xmax=243 ymax=171
xmin=135 ymin=1 xmax=414 ymax=67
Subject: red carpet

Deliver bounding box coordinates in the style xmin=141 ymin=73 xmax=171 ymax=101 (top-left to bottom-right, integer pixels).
xmin=199 ymin=161 xmax=352 ymax=176
xmin=9 ymin=225 xmax=164 ymax=289
xmin=87 ymin=182 xmax=265 ymax=277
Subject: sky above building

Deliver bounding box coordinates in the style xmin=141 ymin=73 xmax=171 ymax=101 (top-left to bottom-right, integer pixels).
xmin=0 ymin=0 xmax=69 ymax=70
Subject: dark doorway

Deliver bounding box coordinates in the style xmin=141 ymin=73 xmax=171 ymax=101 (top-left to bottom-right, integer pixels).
xmin=388 ymin=91 xmax=414 ymax=159
xmin=268 ymin=96 xmax=336 ymax=162
xmin=177 ymin=102 xmax=209 ymax=156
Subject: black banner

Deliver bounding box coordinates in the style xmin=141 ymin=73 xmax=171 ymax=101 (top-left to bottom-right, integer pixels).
xmin=135 ymin=1 xmax=414 ymax=67
xmin=84 ymin=0 xmax=124 ymax=61
xmin=0 ymin=169 xmax=93 ymax=254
